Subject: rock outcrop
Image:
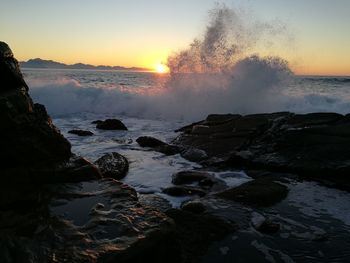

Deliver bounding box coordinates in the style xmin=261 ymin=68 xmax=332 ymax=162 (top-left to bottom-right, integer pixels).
xmin=137 ymin=136 xmax=181 ymax=155
xmin=0 ymin=43 xmax=68 ymax=161
xmin=0 ymin=41 xmax=100 ymax=183
xmin=174 ymin=112 xmax=350 ymax=189
xmin=0 ymin=42 xmax=176 ymax=263
xmin=95 ymin=119 xmax=128 ymax=130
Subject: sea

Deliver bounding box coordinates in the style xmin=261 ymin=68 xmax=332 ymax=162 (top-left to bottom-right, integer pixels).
xmin=23 ymin=68 xmax=350 ymax=262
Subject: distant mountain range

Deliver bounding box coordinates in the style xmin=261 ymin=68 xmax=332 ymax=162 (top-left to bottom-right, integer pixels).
xmin=20 ymin=58 xmax=150 ymax=71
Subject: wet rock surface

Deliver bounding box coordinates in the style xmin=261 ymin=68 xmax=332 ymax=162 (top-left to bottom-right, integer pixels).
xmin=94 ymin=152 xmax=129 ymax=180
xmin=174 ymin=112 xmax=350 ymax=189
xmin=95 ymin=119 xmax=128 ymax=130
xmin=216 ymin=177 xmax=289 ymax=207
xmin=0 ymin=179 xmax=176 ymax=263
xmin=165 ymin=208 xmax=235 ymax=263
xmin=137 ymin=136 xmax=181 ymax=155
xmin=68 ymin=129 xmax=94 ymax=136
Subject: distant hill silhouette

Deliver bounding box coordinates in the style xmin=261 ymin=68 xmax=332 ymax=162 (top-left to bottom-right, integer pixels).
xmin=20 ymin=58 xmax=150 ymax=71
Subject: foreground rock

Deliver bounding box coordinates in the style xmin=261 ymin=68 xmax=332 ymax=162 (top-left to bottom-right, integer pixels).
xmin=0 ymin=41 xmax=100 ymax=183
xmin=174 ymin=112 xmax=350 ymax=189
xmin=68 ymin=129 xmax=94 ymax=136
xmin=95 ymin=119 xmax=128 ymax=130
xmin=0 ymin=179 xmax=176 ymax=263
xmin=0 ymin=42 xmax=70 ymax=170
xmin=0 ymin=42 xmax=177 ymax=263
xmin=165 ymin=208 xmax=235 ymax=263
xmin=216 ymin=177 xmax=288 ymax=207
xmin=137 ymin=136 xmax=181 ymax=155
xmin=94 ymin=152 xmax=129 ymax=180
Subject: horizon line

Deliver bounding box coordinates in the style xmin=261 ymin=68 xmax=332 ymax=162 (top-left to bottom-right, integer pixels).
xmin=20 ymin=58 xmax=350 ymax=77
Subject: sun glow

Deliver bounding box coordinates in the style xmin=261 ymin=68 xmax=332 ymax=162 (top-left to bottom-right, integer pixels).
xmin=155 ymin=63 xmax=168 ymax=73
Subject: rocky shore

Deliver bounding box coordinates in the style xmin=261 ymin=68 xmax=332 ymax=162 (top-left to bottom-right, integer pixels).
xmin=1 ymin=41 xmax=350 ymax=262
xmin=0 ymin=42 xmax=176 ymax=262
xmin=173 ymin=112 xmax=350 ymax=190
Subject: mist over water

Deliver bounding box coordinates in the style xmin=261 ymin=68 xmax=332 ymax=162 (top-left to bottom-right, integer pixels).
xmin=26 ymin=5 xmax=350 ymax=120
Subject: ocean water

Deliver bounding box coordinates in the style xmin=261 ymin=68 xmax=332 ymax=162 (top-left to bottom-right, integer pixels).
xmin=22 ymin=69 xmax=350 ymax=204
xmin=23 ymin=69 xmax=350 ymax=262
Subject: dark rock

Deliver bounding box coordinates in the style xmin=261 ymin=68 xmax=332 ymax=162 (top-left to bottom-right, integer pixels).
xmin=216 ymin=177 xmax=288 ymax=207
xmin=137 ymin=136 xmax=167 ymax=147
xmin=68 ymin=129 xmax=94 ymax=136
xmin=258 ymin=221 xmax=280 ymax=234
xmin=165 ymin=208 xmax=235 ymax=263
xmin=175 ymin=120 xmax=204 ymax=133
xmin=157 ymin=144 xmax=181 ymax=155
xmin=174 ymin=112 xmax=350 ymax=189
xmin=0 ymin=42 xmax=29 ymax=91
xmin=55 ymin=156 xmax=102 ymax=182
xmin=198 ymin=178 xmax=215 ymax=188
xmin=0 ymin=42 xmax=179 ymax=263
xmin=0 ymin=42 xmax=101 ymax=184
xmin=0 ymin=179 xmax=176 ymax=263
xmin=181 ymin=201 xmax=206 ymax=214
xmin=163 ymin=186 xmax=206 ymax=197
xmin=180 ymin=148 xmax=208 ymax=162
xmin=96 ymin=119 xmax=128 ymax=130
xmin=0 ymin=41 xmax=80 ymax=179
xmin=172 ymin=171 xmax=212 ymax=185
xmin=206 ymin=114 xmax=242 ymax=123
xmin=137 ymin=136 xmax=181 ymax=156
xmin=0 ymin=156 xmax=102 ymax=184
xmin=284 ymin=112 xmax=342 ymax=128
xmin=94 ymin=152 xmax=129 ymax=180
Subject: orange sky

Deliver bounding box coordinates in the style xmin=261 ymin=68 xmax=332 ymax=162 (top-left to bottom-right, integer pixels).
xmin=1 ymin=0 xmax=349 ymax=76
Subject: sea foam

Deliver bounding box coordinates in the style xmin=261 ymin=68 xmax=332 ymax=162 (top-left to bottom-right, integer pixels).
xmin=26 ymin=5 xmax=350 ymax=120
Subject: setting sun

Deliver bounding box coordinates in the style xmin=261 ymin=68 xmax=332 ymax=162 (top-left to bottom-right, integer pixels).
xmin=155 ymin=63 xmax=168 ymax=73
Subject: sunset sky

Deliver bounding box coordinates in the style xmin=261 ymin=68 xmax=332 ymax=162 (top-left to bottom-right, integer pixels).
xmin=1 ymin=0 xmax=349 ymax=75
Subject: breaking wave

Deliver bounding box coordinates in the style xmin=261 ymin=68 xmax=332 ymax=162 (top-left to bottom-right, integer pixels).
xmin=26 ymin=5 xmax=350 ymax=120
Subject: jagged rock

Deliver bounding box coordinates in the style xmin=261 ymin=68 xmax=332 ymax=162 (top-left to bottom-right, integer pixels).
xmin=95 ymin=119 xmax=128 ymax=130
xmin=216 ymin=177 xmax=288 ymax=207
xmin=0 ymin=41 xmax=103 ymax=184
xmin=94 ymin=152 xmax=129 ymax=179
xmin=137 ymin=136 xmax=181 ymax=156
xmin=174 ymin=112 xmax=350 ymax=189
xmin=68 ymin=129 xmax=94 ymax=136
